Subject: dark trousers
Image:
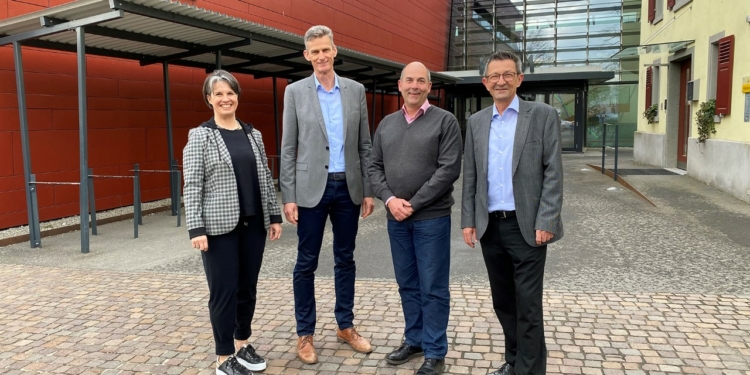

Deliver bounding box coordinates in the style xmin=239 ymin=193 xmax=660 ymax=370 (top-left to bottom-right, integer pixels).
xmin=202 ymin=215 xmax=266 ymax=355
xmin=480 ymin=216 xmax=547 ymax=375
xmin=387 ymin=215 xmax=451 ymax=359
xmin=293 ymin=178 xmax=360 ymax=336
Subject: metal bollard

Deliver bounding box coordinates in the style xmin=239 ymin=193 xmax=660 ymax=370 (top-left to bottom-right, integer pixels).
xmin=601 ymin=124 xmax=607 ymax=174
xmin=29 ymin=174 xmax=41 ymax=248
xmin=176 ymin=170 xmax=182 ymax=227
xmin=133 ymin=164 xmax=140 ymax=239
xmin=88 ymin=168 xmax=97 ymax=235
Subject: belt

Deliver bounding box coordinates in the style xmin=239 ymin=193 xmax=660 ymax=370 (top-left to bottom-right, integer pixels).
xmin=328 ymin=172 xmax=346 ymax=180
xmin=489 ymin=210 xmax=516 ymax=219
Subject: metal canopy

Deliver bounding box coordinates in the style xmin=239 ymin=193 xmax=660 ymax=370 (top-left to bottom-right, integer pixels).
xmin=0 ymin=0 xmax=459 ymax=253
xmin=0 ymin=0 xmax=460 ymax=87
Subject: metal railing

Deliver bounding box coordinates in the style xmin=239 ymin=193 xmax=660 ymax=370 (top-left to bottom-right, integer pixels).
xmin=600 ymin=123 xmax=620 ymax=181
xmin=28 ymin=163 xmax=183 ymax=253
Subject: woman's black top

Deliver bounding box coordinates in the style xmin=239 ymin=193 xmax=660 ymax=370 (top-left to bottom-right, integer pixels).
xmin=218 ymin=128 xmax=262 ymax=217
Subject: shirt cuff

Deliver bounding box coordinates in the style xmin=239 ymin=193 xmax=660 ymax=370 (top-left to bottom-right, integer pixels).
xmin=385 ymin=196 xmax=395 ymax=207
xmin=188 ymin=227 xmax=207 ymax=239
xmin=270 ymin=214 xmax=283 ymax=224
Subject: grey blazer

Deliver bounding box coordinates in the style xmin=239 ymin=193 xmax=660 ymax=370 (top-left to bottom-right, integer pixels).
xmin=183 ymin=120 xmax=282 ymax=238
xmin=461 ymin=99 xmax=564 ymax=247
xmin=280 ymin=74 xmax=373 ymax=207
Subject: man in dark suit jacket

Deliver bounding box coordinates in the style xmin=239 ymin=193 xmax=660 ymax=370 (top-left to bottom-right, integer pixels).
xmin=280 ymin=25 xmax=375 ymax=365
xmin=461 ymin=50 xmax=563 ymax=375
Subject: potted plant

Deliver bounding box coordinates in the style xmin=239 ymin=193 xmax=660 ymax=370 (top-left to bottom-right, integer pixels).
xmin=695 ymin=99 xmax=717 ymax=143
xmin=642 ymin=103 xmax=658 ymax=124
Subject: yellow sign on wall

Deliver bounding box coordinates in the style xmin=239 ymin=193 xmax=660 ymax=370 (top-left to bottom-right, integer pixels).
xmin=743 ymin=76 xmax=750 ymax=93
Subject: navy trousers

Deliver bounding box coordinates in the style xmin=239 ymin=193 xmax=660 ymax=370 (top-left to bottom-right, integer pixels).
xmin=293 ymin=178 xmax=361 ymax=336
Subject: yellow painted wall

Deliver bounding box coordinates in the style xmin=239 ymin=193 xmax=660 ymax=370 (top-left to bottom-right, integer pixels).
xmin=638 ymin=0 xmax=750 ymax=142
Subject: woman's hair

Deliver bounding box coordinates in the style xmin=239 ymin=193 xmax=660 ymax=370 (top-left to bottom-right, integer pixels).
xmin=202 ymin=70 xmax=241 ymax=109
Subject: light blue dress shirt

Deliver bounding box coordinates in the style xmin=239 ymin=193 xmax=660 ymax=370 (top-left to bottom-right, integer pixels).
xmin=487 ymin=96 xmax=519 ymax=212
xmin=314 ymin=74 xmax=345 ymax=173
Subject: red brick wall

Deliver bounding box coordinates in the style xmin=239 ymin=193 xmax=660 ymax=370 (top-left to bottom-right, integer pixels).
xmin=0 ymin=0 xmax=450 ymax=229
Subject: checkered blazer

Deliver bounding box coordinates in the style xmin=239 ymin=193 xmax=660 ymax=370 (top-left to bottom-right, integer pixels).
xmin=183 ymin=119 xmax=282 ymax=238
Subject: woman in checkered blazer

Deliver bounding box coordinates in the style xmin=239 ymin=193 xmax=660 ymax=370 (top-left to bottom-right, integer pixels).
xmin=183 ymin=70 xmax=282 ymax=375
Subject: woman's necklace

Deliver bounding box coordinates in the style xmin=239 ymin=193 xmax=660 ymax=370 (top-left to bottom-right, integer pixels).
xmin=217 ymin=119 xmax=241 ymax=131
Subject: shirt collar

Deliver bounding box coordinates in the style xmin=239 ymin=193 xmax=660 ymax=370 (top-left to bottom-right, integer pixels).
xmin=492 ymin=95 xmax=520 ymax=118
xmin=313 ymin=74 xmax=339 ymax=91
xmin=402 ymin=100 xmax=431 ymax=116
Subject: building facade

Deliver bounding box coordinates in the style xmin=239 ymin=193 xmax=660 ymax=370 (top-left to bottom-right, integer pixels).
xmin=633 ymin=0 xmax=750 ymax=203
xmin=0 ymin=0 xmax=450 ymax=230
xmin=445 ymin=0 xmax=641 ymax=150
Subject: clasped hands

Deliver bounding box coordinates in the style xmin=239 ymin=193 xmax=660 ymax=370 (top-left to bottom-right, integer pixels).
xmin=387 ymin=197 xmax=413 ymax=222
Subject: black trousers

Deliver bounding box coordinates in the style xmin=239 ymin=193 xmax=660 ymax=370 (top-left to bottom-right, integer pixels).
xmin=480 ymin=216 xmax=547 ymax=375
xmin=202 ymin=215 xmax=266 ymax=355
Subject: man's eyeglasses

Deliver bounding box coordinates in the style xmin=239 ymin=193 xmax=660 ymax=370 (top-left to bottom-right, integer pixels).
xmin=484 ymin=72 xmax=519 ymax=83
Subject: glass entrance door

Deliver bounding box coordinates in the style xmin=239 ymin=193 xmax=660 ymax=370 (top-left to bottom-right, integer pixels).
xmin=519 ymin=91 xmax=583 ymax=152
xmin=550 ymin=93 xmax=578 ymax=150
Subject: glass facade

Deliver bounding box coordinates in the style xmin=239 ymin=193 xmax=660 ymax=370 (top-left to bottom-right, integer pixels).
xmin=448 ymin=0 xmax=641 ymax=147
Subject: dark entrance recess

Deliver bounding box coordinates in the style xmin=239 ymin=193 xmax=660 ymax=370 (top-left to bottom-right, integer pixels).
xmin=444 ymin=70 xmax=613 ymax=152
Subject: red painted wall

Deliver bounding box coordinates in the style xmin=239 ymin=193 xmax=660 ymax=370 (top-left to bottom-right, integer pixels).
xmin=0 ymin=0 xmax=450 ymax=229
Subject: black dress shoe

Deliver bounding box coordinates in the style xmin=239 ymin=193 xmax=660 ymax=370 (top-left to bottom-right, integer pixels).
xmin=488 ymin=363 xmax=515 ymax=375
xmin=385 ymin=342 xmax=424 ymax=365
xmin=416 ymin=358 xmax=445 ymax=375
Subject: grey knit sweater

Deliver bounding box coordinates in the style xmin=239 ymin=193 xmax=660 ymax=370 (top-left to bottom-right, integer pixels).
xmin=368 ymin=106 xmax=463 ymax=221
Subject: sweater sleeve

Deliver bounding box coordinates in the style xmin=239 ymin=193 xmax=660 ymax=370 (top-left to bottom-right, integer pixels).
xmin=366 ymin=123 xmax=395 ymax=202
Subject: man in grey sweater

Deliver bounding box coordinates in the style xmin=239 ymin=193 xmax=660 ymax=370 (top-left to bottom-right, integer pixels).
xmin=368 ymin=62 xmax=462 ymax=375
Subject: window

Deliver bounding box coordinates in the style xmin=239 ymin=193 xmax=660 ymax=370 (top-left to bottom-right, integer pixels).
xmin=715 ymin=35 xmax=735 ymax=115
xmin=646 ymin=67 xmax=653 ymax=105
xmin=667 ymin=0 xmax=675 ymax=9
xmin=648 ymin=0 xmax=655 ymax=23
xmin=648 ymin=0 xmax=663 ymax=24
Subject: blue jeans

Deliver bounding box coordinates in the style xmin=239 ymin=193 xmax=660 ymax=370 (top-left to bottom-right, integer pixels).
xmin=293 ymin=178 xmax=360 ymax=336
xmin=387 ymin=215 xmax=451 ymax=359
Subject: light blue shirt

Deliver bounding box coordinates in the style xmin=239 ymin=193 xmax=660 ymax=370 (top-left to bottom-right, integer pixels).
xmin=487 ymin=96 xmax=519 ymax=212
xmin=314 ymin=74 xmax=345 ymax=173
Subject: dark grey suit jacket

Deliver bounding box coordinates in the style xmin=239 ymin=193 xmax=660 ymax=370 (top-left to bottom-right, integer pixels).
xmin=280 ymin=74 xmax=373 ymax=208
xmin=461 ymin=99 xmax=564 ymax=247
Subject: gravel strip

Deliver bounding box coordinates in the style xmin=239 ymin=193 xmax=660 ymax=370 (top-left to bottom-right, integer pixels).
xmin=0 ymin=198 xmax=173 ymax=240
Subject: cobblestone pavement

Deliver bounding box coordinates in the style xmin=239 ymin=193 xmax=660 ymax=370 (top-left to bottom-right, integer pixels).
xmin=2 ymin=151 xmax=750 ymax=374
xmin=1 ymin=263 xmax=749 ymax=375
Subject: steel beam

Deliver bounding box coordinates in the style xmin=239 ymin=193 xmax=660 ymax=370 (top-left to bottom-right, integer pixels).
xmin=0 ymin=10 xmax=124 ymax=46
xmin=163 ymin=62 xmax=177 ymax=216
xmin=222 ymin=52 xmax=301 ymax=70
xmin=272 ymin=77 xmax=280 ymax=183
xmin=76 ymin=27 xmax=90 ymax=254
xmin=140 ymin=39 xmax=249 ymax=66
xmin=12 ymin=42 xmax=40 ymax=248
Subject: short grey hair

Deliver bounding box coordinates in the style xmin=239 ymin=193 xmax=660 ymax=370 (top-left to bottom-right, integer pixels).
xmin=483 ymin=50 xmax=522 ymax=75
xmin=202 ymin=70 xmax=241 ymax=109
xmin=400 ymin=62 xmax=432 ymax=82
xmin=304 ymin=25 xmax=335 ymax=49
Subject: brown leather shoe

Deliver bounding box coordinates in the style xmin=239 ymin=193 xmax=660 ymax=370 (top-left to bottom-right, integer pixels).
xmin=336 ymin=327 xmax=373 ymax=353
xmin=297 ymin=335 xmax=318 ymax=364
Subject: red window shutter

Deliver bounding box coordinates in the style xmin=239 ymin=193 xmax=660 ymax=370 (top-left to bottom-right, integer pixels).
xmin=648 ymin=0 xmax=656 ymax=23
xmin=645 ymin=67 xmax=653 ymax=109
xmin=715 ymin=35 xmax=734 ymax=115
xmin=667 ymin=0 xmax=675 ymax=10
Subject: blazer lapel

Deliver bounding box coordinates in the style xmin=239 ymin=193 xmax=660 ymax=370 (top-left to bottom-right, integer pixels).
xmin=512 ymin=99 xmax=532 ymax=176
xmin=477 ymin=106 xmax=493 ymax=182
xmin=211 ymin=129 xmax=233 ymax=168
xmin=339 ymin=75 xmax=349 ymax=142
xmin=306 ymin=74 xmax=328 ymax=141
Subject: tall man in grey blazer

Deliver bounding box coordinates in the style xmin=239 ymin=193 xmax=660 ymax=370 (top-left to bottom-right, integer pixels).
xmin=280 ymin=25 xmax=375 ymax=365
xmin=461 ymin=50 xmax=563 ymax=375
